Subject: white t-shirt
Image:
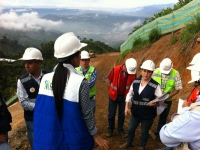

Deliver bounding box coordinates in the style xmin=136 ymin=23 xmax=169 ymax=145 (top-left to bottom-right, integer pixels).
xmin=126 ymin=78 xmax=162 ymax=102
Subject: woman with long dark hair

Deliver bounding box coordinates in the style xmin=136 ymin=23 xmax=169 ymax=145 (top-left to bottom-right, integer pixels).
xmin=34 ymin=32 xmax=109 ymax=150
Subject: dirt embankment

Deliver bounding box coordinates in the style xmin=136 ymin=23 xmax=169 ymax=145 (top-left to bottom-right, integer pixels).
xmin=8 ymin=29 xmax=200 ymax=150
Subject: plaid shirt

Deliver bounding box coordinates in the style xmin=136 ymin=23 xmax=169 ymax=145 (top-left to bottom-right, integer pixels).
xmin=79 ymin=79 xmax=97 ymax=135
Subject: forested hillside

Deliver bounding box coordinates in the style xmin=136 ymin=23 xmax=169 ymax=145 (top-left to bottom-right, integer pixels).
xmin=0 ymin=36 xmax=118 ymax=100
xmin=0 ymin=36 xmax=25 ymax=54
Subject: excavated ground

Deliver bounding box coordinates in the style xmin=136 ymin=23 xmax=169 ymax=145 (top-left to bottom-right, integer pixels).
xmin=8 ymin=29 xmax=200 ymax=150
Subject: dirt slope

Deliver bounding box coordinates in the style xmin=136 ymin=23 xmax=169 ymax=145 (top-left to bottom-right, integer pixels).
xmin=8 ymin=29 xmax=200 ymax=150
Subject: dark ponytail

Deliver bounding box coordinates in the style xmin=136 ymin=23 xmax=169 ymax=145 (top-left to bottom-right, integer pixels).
xmin=52 ymin=62 xmax=69 ymax=119
xmin=52 ymin=51 xmax=80 ymax=119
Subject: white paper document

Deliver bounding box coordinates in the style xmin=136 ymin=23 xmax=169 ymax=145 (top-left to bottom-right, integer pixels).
xmin=157 ymin=103 xmax=168 ymax=115
xmin=177 ymin=98 xmax=184 ymax=113
xmin=152 ymin=93 xmax=170 ymax=103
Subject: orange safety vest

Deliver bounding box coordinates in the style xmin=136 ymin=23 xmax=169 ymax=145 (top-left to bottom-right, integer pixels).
xmin=109 ymin=65 xmax=136 ymax=101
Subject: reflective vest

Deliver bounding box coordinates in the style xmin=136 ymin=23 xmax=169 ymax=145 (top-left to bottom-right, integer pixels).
xmin=131 ymin=78 xmax=158 ymax=119
xmin=153 ymin=68 xmax=177 ymax=101
xmin=109 ymin=65 xmax=136 ymax=101
xmin=76 ymin=66 xmax=96 ymax=97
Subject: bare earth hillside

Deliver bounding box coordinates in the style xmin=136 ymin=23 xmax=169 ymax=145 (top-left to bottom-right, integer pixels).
xmin=8 ymin=29 xmax=200 ymax=150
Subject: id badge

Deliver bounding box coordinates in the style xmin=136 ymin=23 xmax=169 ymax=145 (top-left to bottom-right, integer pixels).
xmin=161 ymin=84 xmax=166 ymax=89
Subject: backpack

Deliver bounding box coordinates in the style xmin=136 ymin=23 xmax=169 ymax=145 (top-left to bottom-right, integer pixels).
xmin=0 ymin=93 xmax=12 ymax=133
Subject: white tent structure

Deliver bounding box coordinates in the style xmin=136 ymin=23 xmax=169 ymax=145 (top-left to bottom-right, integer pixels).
xmin=0 ymin=58 xmax=16 ymax=62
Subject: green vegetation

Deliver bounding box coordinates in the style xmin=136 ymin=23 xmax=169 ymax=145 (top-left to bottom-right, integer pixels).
xmin=129 ymin=0 xmax=192 ymax=35
xmin=180 ymin=15 xmax=200 ymax=43
xmin=119 ymin=0 xmax=194 ymax=60
xmin=0 ymin=36 xmax=25 ymax=54
xmin=148 ymin=28 xmax=161 ymax=44
xmin=117 ymin=28 xmax=160 ymax=62
xmin=0 ymin=57 xmax=25 ymax=101
xmin=40 ymin=41 xmax=57 ymax=71
xmin=0 ymin=37 xmax=118 ymax=102
xmin=81 ymin=38 xmax=118 ymax=54
xmin=0 ymin=0 xmax=196 ymax=102
xmin=170 ymin=34 xmax=178 ymax=45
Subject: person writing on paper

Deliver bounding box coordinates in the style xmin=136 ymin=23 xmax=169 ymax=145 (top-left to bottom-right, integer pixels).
xmin=152 ymin=58 xmax=182 ymax=142
xmin=159 ymin=72 xmax=200 ymax=150
xmin=119 ymin=60 xmax=162 ymax=150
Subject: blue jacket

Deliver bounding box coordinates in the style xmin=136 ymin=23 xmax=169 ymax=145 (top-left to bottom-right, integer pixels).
xmin=34 ymin=64 xmax=94 ymax=150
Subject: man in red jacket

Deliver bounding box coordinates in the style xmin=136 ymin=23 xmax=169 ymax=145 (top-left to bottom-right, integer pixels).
xmin=106 ymin=58 xmax=137 ymax=137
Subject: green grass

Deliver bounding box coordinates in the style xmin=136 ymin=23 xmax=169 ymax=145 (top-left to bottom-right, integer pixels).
xmin=118 ymin=28 xmax=161 ymax=61
xmin=181 ymin=14 xmax=200 ymax=43
xmin=119 ymin=14 xmax=200 ymax=59
xmin=148 ymin=28 xmax=161 ymax=44
xmin=171 ymin=35 xmax=178 ymax=45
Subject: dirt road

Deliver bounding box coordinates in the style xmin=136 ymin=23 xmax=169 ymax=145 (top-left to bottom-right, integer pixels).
xmin=8 ymin=34 xmax=197 ymax=150
xmin=8 ymin=52 xmax=165 ymax=150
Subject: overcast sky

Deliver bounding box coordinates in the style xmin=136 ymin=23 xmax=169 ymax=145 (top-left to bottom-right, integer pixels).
xmin=1 ymin=0 xmax=179 ymax=8
xmin=0 ymin=0 xmax=180 ymax=35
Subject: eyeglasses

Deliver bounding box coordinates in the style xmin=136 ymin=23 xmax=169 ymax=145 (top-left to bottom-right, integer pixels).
xmin=142 ymin=69 xmax=152 ymax=73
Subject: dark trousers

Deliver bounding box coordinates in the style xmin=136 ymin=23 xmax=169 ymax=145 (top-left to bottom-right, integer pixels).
xmin=156 ymin=101 xmax=172 ymax=136
xmin=127 ymin=115 xmax=154 ymax=147
xmin=25 ymin=120 xmax=34 ymax=150
xmin=108 ymin=96 xmax=125 ymax=132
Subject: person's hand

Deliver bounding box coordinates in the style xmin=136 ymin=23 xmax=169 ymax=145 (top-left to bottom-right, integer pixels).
xmin=147 ymin=101 xmax=157 ymax=107
xmin=182 ymin=100 xmax=190 ymax=108
xmin=87 ymin=78 xmax=91 ymax=82
xmin=154 ymin=102 xmax=160 ymax=107
xmin=125 ymin=107 xmax=131 ymax=117
xmin=0 ymin=134 xmax=7 ymax=142
xmin=93 ymin=134 xmax=109 ymax=150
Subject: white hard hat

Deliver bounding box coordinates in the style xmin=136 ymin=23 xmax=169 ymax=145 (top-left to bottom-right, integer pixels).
xmin=19 ymin=47 xmax=43 ymax=60
xmin=159 ymin=58 xmax=173 ymax=74
xmin=186 ymin=60 xmax=200 ymax=71
xmin=125 ymin=58 xmax=137 ymax=74
xmin=81 ymin=50 xmax=90 ymax=59
xmin=140 ymin=60 xmax=155 ymax=71
xmin=54 ymin=32 xmax=87 ymax=59
xmin=188 ymin=70 xmax=200 ymax=84
xmin=189 ymin=53 xmax=200 ymax=65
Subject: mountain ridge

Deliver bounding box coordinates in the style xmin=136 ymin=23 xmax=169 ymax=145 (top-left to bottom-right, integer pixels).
xmin=0 ymin=3 xmax=175 ymax=48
